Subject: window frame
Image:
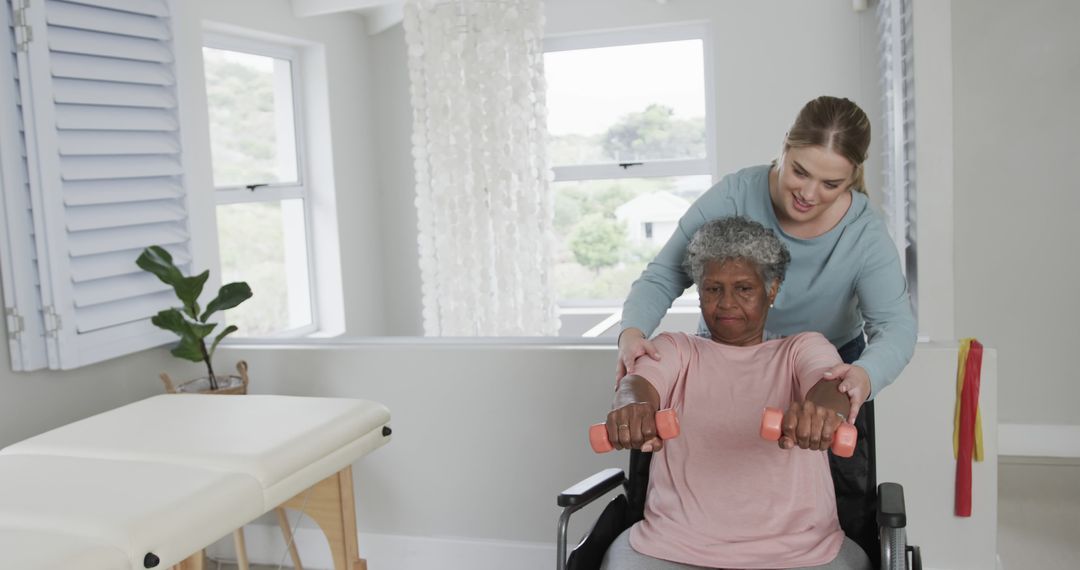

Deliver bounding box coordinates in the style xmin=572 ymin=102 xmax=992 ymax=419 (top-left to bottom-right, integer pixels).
xmin=201 ymin=31 xmax=319 ymax=338
xmin=544 ymin=23 xmax=718 ymax=184
xmin=542 ymin=23 xmax=717 ymax=336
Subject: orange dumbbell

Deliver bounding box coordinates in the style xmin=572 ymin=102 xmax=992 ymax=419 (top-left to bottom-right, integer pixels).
xmin=589 ymin=408 xmax=680 ymax=453
xmin=760 ymin=407 xmax=857 ymax=458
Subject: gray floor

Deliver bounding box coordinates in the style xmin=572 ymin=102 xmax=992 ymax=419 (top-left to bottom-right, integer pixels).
xmin=997 ymin=461 xmax=1080 ymax=570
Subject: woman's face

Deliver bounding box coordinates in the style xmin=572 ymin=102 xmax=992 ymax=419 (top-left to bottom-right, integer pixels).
xmin=772 ymin=145 xmax=856 ymax=225
xmin=699 ymin=259 xmax=778 ymax=347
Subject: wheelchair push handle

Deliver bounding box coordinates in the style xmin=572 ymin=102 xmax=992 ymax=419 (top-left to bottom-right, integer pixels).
xmin=759 ymin=407 xmax=857 ymax=458
xmin=589 ymin=408 xmax=680 ymax=453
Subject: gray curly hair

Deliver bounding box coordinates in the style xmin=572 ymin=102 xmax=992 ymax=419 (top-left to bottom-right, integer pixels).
xmin=685 ymin=216 xmax=791 ymax=288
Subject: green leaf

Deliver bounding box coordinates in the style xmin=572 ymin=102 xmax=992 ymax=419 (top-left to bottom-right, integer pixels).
xmin=170 ymin=336 xmax=204 ymax=362
xmin=208 ymin=325 xmax=238 ymax=359
xmin=200 ymin=282 xmax=253 ymax=322
xmin=136 ymin=246 xmax=184 ymax=288
xmin=152 ymin=308 xmax=215 ymax=345
xmin=150 ymin=308 xmax=189 ymax=336
xmin=189 ymin=321 xmax=217 ymax=341
xmin=175 ymin=270 xmax=209 ymax=317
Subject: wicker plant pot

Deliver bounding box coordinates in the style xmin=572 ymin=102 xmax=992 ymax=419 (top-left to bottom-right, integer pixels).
xmin=160 ymin=360 xmax=250 ymax=395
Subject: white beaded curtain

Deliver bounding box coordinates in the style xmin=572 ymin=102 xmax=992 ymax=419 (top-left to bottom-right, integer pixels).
xmin=404 ymin=0 xmax=559 ymax=336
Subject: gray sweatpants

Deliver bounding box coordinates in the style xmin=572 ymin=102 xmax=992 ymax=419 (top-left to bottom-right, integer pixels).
xmin=599 ymin=528 xmax=873 ymax=570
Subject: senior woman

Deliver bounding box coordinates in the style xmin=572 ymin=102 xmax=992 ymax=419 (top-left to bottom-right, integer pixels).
xmin=617 ymin=96 xmax=915 ymax=557
xmin=602 ymin=216 xmax=871 ymax=570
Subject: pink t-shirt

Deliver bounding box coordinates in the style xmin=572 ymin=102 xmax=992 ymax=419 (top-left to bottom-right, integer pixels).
xmin=628 ymin=332 xmax=846 ymax=569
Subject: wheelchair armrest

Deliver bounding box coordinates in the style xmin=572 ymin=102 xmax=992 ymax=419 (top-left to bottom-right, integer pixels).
xmin=558 ymin=468 xmax=625 ymax=508
xmin=877 ymin=482 xmax=907 ymax=528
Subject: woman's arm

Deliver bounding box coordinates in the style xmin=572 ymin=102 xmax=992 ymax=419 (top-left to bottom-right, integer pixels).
xmin=619 ymin=211 xmax=702 ymax=338
xmin=617 ymin=176 xmax=740 ymax=379
xmin=605 ymin=374 xmax=665 ymax=452
xmin=851 ymin=221 xmax=918 ymax=397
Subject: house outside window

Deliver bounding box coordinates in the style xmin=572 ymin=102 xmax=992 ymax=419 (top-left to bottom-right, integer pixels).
xmin=544 ymin=25 xmax=715 ymax=337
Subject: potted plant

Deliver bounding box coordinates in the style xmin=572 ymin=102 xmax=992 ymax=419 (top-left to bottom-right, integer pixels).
xmin=137 ymin=245 xmax=253 ymax=394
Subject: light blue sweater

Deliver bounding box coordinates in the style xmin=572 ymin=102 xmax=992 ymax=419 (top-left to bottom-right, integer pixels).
xmin=621 ymin=165 xmax=916 ymax=397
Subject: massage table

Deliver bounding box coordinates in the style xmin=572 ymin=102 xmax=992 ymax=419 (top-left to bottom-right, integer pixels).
xmin=0 ymin=394 xmax=392 ymax=569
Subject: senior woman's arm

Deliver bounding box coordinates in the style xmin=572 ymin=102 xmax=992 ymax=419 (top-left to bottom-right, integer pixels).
xmin=605 ymin=374 xmax=665 ymax=452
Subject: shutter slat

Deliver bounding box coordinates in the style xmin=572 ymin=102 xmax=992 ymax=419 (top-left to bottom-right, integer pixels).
xmin=53 ymin=78 xmax=176 ymax=108
xmin=64 ymin=176 xmax=182 ymax=205
xmin=46 ymin=0 xmax=170 ymax=40
xmin=62 ymin=0 xmax=168 ymax=18
xmin=70 ymin=245 xmax=189 ymax=282
xmin=60 ymin=154 xmax=182 ymax=180
xmin=74 ymin=289 xmax=175 ymax=332
xmin=48 ymin=26 xmax=172 ymax=63
xmin=68 ymin=221 xmax=188 ymax=257
xmin=55 ymin=105 xmax=177 ymax=130
xmin=73 ymin=271 xmax=170 ymax=307
xmin=52 ymin=53 xmax=174 ymax=85
xmin=67 ymin=199 xmax=185 ymax=231
xmin=59 ymin=130 xmax=179 ymax=156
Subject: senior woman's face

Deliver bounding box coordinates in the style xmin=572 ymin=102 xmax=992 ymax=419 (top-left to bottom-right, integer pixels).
xmin=699 ymin=259 xmax=777 ymax=347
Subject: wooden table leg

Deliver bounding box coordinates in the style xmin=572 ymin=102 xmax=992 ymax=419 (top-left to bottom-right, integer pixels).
xmin=174 ymin=549 xmax=205 ymax=570
xmin=233 ymin=528 xmax=250 ymax=570
xmin=276 ymin=506 xmax=305 ymax=570
xmin=281 ymin=466 xmax=366 ymax=570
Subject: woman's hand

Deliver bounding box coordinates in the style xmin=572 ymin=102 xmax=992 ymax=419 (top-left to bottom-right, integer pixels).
xmin=616 ymin=328 xmax=661 ymax=382
xmin=822 ymin=363 xmax=871 ymax=422
xmin=606 ymin=401 xmax=664 ymax=452
xmin=779 ymin=400 xmax=846 ymax=451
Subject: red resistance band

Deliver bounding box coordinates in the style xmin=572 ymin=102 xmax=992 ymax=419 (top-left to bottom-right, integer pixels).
xmin=955 ymin=339 xmax=983 ymax=517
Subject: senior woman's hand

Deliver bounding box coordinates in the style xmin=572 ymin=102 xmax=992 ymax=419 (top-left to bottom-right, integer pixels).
xmin=606 ymin=401 xmax=665 ymax=452
xmin=822 ymin=363 xmax=871 ymax=422
xmin=778 ymin=400 xmax=846 ymax=452
xmin=616 ymin=328 xmax=661 ymax=382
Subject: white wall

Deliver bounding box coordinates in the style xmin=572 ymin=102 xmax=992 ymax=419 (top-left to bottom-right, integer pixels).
xmin=951 ymin=0 xmax=1080 ymax=427
xmin=371 ymin=0 xmax=885 ymax=335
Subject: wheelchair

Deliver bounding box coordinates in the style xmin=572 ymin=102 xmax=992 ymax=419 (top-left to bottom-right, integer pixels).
xmin=556 ymin=402 xmax=922 ymax=570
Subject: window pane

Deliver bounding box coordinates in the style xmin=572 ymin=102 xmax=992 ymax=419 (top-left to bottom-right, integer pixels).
xmin=553 ymin=175 xmax=712 ymax=304
xmin=545 ymin=40 xmax=706 ymax=166
xmin=216 ymin=199 xmax=312 ymax=336
xmin=203 ymin=47 xmax=298 ymax=187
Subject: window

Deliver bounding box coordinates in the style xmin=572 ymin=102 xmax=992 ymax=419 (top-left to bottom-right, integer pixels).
xmin=544 ymin=26 xmax=715 ymax=337
xmin=202 ymin=36 xmax=315 ymax=337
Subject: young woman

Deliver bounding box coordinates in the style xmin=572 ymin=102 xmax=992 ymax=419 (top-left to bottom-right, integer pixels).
xmin=616 ymin=96 xmax=916 ymax=558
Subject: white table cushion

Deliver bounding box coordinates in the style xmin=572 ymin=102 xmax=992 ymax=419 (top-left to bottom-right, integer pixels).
xmin=0 ymin=454 xmax=264 ymax=569
xmin=0 ymin=528 xmax=130 ymax=570
xmin=1 ymin=394 xmax=392 ymax=507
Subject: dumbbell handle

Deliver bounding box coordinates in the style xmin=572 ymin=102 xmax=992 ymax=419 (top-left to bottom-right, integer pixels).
xmin=590 ymin=408 xmax=680 ymax=453
xmin=760 ymin=407 xmax=857 ymax=458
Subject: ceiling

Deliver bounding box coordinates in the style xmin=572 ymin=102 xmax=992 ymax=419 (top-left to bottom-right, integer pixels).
xmin=290 ymin=0 xmax=405 ymax=34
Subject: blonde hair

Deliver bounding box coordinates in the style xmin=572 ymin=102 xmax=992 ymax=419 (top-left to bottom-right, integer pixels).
xmin=782 ymin=96 xmax=872 ymax=194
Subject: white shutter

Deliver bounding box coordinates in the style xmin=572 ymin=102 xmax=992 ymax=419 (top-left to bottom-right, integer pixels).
xmin=877 ymin=0 xmax=917 ymax=304
xmin=9 ymin=0 xmax=191 ymax=369
xmin=0 ymin=0 xmax=48 ymax=370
